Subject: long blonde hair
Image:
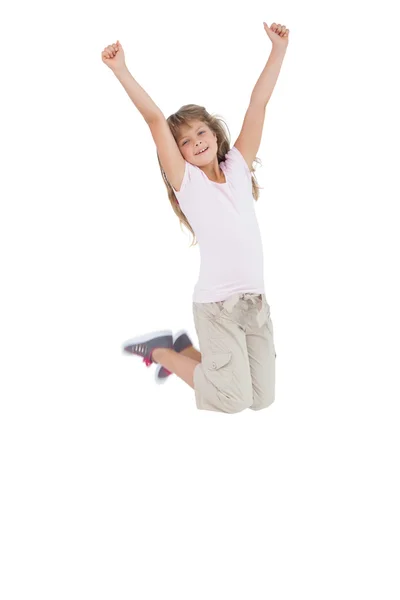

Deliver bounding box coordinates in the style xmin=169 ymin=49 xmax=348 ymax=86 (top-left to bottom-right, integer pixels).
xmin=156 ymin=104 xmax=262 ymax=247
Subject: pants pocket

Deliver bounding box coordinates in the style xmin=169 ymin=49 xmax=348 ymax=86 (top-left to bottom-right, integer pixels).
xmin=202 ymin=352 xmax=233 ymax=386
xmin=193 ymin=301 xmax=224 ymax=321
xmin=258 ymin=297 xmax=276 ymax=357
xmin=266 ymin=314 xmax=277 ymax=358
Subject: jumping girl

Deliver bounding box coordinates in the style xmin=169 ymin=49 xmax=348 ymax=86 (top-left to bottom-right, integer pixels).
xmin=101 ymin=21 xmax=289 ymax=413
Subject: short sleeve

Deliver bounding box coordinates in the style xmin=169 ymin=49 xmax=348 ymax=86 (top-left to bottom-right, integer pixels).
xmin=172 ymin=160 xmax=190 ymax=195
xmin=222 ymin=146 xmax=252 ymax=178
xmin=231 ymin=146 xmax=251 ymax=174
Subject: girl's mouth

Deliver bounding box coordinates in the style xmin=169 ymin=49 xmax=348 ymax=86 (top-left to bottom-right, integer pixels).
xmin=196 ymin=147 xmax=208 ymax=155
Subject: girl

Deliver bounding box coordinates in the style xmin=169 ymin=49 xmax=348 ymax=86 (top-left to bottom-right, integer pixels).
xmin=101 ymin=22 xmax=289 ymax=413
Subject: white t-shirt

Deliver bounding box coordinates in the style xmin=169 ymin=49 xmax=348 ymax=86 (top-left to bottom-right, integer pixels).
xmin=173 ymin=145 xmax=265 ymax=303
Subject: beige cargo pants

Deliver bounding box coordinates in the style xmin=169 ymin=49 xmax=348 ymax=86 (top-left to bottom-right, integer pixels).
xmin=192 ymin=293 xmax=276 ymax=413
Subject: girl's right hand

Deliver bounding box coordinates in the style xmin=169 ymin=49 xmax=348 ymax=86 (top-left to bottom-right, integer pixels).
xmin=101 ymin=40 xmax=126 ymax=72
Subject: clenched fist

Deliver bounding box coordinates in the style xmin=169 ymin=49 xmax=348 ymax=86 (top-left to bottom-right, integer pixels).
xmin=101 ymin=40 xmax=126 ymax=72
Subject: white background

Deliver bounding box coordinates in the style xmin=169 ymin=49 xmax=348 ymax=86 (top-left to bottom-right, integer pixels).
xmin=1 ymin=0 xmax=400 ymax=598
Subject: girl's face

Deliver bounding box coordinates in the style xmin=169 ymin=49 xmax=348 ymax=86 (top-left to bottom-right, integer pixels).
xmin=177 ymin=121 xmax=218 ymax=164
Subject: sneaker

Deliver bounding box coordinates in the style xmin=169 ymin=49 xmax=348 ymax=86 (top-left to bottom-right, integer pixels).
xmin=121 ymin=330 xmax=174 ymax=367
xmin=155 ymin=329 xmax=193 ymax=385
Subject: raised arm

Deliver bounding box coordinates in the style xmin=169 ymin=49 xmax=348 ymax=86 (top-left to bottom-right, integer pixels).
xmin=101 ymin=40 xmax=185 ymax=191
xmin=101 ymin=40 xmax=163 ymax=123
xmin=113 ymin=67 xmax=163 ymax=124
xmin=234 ymin=23 xmax=289 ymax=170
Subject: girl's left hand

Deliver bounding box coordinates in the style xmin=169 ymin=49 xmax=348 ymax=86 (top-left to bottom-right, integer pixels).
xmin=263 ymin=22 xmax=290 ymax=50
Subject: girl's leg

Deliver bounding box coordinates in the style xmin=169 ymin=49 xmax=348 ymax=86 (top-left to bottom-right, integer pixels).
xmin=181 ymin=345 xmax=201 ymax=362
xmin=152 ymin=348 xmax=200 ymax=389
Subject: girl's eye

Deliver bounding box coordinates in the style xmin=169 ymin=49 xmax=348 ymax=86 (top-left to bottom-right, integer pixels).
xmin=182 ymin=131 xmax=205 ymax=146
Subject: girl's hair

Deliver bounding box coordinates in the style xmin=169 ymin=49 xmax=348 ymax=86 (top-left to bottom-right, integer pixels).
xmin=156 ymin=104 xmax=262 ymax=247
